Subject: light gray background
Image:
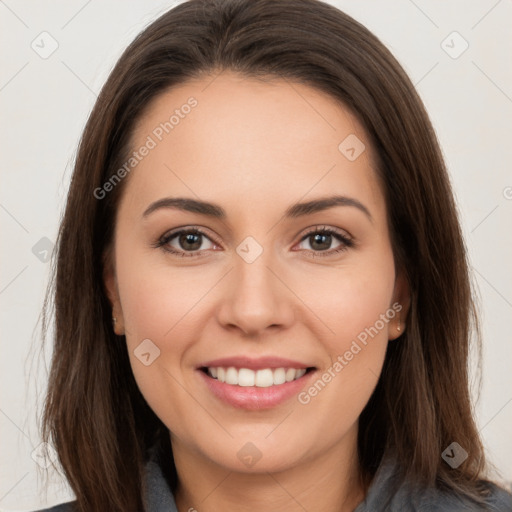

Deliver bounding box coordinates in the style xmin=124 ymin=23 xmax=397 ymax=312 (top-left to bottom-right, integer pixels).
xmin=1 ymin=0 xmax=511 ymax=510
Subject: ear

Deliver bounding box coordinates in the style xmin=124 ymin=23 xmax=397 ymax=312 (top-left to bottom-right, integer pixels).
xmin=103 ymin=248 xmax=125 ymax=336
xmin=388 ymin=267 xmax=410 ymax=341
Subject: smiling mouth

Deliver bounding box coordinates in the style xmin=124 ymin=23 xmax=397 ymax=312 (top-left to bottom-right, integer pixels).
xmin=200 ymin=366 xmax=315 ymax=387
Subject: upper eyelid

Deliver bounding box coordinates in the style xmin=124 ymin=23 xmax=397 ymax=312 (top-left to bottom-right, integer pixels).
xmin=301 ymin=225 xmax=352 ymax=239
xmin=161 ymin=226 xmax=222 ymax=244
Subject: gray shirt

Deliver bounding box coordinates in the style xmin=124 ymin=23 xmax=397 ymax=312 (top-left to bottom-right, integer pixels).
xmin=34 ymin=456 xmax=512 ymax=511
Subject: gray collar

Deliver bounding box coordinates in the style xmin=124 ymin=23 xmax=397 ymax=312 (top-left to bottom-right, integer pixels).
xmin=143 ymin=459 xmax=178 ymax=512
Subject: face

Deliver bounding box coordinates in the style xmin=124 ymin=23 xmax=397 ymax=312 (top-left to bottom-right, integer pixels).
xmin=105 ymin=71 xmax=408 ymax=474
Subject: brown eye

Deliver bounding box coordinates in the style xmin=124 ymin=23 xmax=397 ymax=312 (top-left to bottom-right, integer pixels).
xmin=295 ymin=227 xmax=354 ymax=257
xmin=177 ymin=232 xmax=203 ymax=251
xmin=157 ymin=228 xmax=218 ymax=257
xmin=307 ymin=232 xmax=337 ymax=251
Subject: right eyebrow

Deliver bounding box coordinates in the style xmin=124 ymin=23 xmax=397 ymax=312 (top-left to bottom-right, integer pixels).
xmin=142 ymin=197 xmax=226 ymax=219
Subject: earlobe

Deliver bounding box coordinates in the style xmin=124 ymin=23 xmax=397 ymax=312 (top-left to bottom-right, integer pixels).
xmin=102 ymin=250 xmax=125 ymax=335
xmin=389 ymin=269 xmax=411 ymax=340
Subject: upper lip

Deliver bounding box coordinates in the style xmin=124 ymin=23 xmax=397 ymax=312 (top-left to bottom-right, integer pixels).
xmin=199 ymin=356 xmax=313 ymax=371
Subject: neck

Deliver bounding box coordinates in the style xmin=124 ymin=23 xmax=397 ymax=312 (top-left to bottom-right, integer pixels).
xmin=171 ymin=425 xmax=365 ymax=512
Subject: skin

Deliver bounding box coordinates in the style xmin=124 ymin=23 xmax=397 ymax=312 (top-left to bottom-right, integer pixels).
xmin=105 ymin=71 xmax=409 ymax=512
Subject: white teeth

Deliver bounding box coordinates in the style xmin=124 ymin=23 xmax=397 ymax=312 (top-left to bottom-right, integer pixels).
xmin=207 ymin=367 xmax=308 ymax=387
xmin=285 ymin=368 xmax=296 ymax=382
xmin=255 ymin=369 xmax=274 ymax=387
xmin=225 ymin=367 xmax=238 ymax=385
xmin=273 ymin=367 xmax=286 ymax=385
xmin=238 ymin=368 xmax=255 ymax=387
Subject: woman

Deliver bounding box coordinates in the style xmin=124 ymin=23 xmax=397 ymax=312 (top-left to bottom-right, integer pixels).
xmin=36 ymin=0 xmax=512 ymax=510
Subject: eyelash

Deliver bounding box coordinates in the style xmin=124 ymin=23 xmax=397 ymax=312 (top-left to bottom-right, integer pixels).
xmin=153 ymin=225 xmax=354 ymax=259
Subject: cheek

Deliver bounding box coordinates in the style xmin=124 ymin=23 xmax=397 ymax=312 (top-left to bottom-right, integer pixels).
xmin=296 ymin=253 xmax=396 ymax=352
xmin=293 ymin=250 xmax=395 ymax=415
xmin=115 ymin=259 xmax=212 ymax=426
xmin=118 ymin=266 xmax=208 ymax=340
xmin=114 ymin=225 xmax=220 ymax=342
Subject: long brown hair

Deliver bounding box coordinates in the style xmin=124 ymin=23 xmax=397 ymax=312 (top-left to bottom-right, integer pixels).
xmin=40 ymin=0 xmax=490 ymax=509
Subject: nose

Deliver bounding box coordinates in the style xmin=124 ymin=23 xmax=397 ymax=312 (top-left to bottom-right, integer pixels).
xmin=216 ymin=250 xmax=295 ymax=337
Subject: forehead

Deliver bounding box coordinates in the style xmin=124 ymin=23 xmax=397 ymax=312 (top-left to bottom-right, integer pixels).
xmin=123 ymin=71 xmax=385 ymax=221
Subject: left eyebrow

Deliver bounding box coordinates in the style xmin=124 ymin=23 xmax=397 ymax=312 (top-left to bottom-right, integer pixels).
xmin=284 ymin=195 xmax=372 ymax=222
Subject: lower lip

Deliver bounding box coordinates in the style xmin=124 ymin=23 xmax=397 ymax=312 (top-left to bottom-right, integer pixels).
xmin=198 ymin=370 xmax=314 ymax=410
